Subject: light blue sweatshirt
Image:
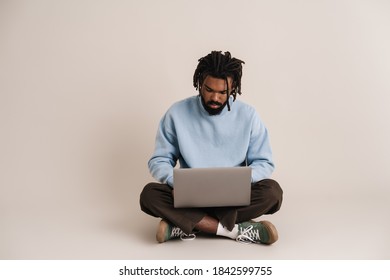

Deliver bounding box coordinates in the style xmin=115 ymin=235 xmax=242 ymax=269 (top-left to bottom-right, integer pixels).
xmin=148 ymin=95 xmax=274 ymax=187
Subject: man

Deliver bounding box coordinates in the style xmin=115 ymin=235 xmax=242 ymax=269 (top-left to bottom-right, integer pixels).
xmin=140 ymin=51 xmax=283 ymax=245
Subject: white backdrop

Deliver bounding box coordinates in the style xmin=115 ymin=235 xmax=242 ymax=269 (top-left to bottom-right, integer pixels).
xmin=1 ymin=0 xmax=390 ymax=259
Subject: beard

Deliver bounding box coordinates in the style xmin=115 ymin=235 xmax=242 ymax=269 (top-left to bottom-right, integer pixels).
xmin=200 ymin=96 xmax=228 ymax=115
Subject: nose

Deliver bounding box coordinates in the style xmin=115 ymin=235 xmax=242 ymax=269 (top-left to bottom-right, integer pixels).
xmin=210 ymin=92 xmax=219 ymax=101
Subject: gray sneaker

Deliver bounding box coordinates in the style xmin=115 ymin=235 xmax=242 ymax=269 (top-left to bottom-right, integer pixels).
xmin=236 ymin=220 xmax=278 ymax=245
xmin=156 ymin=220 xmax=196 ymax=243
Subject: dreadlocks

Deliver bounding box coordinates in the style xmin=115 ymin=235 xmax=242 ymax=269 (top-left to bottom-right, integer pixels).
xmin=193 ymin=51 xmax=245 ymax=111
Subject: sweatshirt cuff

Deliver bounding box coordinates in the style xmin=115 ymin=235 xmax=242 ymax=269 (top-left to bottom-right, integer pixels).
xmin=166 ymin=176 xmax=174 ymax=188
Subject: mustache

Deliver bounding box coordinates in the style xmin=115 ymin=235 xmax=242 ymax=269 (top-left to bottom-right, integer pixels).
xmin=207 ymin=101 xmax=223 ymax=106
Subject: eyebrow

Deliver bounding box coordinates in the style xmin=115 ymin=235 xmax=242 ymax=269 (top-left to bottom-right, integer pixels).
xmin=204 ymin=84 xmax=228 ymax=93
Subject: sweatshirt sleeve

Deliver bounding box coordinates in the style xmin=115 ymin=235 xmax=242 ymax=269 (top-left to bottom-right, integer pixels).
xmin=148 ymin=113 xmax=180 ymax=187
xmin=247 ymin=112 xmax=275 ymax=182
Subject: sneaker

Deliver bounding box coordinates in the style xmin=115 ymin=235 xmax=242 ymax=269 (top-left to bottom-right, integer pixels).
xmin=156 ymin=219 xmax=196 ymax=243
xmin=236 ymin=220 xmax=278 ymax=245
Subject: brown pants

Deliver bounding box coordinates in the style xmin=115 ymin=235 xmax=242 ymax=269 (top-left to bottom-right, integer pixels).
xmin=140 ymin=179 xmax=283 ymax=234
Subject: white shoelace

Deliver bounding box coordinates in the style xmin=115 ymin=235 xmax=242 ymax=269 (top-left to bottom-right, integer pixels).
xmin=171 ymin=227 xmax=196 ymax=241
xmin=171 ymin=227 xmax=183 ymax=238
xmin=236 ymin=225 xmax=261 ymax=244
xmin=180 ymin=233 xmax=196 ymax=241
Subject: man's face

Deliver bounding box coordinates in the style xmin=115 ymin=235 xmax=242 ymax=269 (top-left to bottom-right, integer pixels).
xmin=200 ymin=76 xmax=233 ymax=115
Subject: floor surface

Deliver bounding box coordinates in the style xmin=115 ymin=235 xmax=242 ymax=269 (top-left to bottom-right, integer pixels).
xmin=1 ymin=175 xmax=389 ymax=260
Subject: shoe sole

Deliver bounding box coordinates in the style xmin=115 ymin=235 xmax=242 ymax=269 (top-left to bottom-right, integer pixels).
xmin=259 ymin=220 xmax=279 ymax=245
xmin=156 ymin=220 xmax=169 ymax=243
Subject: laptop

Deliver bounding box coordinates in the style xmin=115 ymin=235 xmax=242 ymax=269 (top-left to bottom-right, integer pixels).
xmin=173 ymin=167 xmax=251 ymax=208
